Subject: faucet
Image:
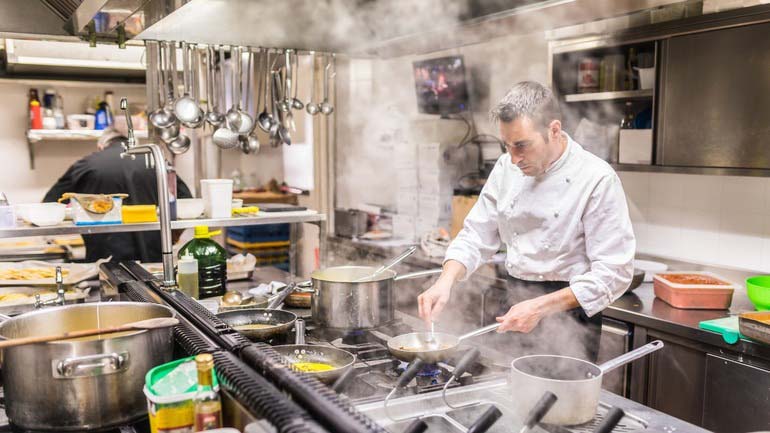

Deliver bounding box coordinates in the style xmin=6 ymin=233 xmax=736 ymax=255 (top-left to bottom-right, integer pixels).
xmin=35 ymin=266 xmax=66 ymax=308
xmin=120 ymin=98 xmax=177 ymax=290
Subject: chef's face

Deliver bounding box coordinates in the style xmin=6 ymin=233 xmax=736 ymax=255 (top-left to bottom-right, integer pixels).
xmin=500 ymin=116 xmax=561 ymax=177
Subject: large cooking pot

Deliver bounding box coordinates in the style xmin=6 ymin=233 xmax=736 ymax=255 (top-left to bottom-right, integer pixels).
xmin=0 ymin=302 xmax=175 ymax=431
xmin=311 ymin=266 xmax=441 ymax=330
xmin=509 ymin=340 xmax=663 ymax=425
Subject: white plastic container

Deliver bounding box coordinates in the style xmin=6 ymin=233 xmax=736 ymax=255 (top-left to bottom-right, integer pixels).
xmin=200 ymin=179 xmax=233 ymax=219
xmin=618 ymin=129 xmax=653 ymax=164
xmin=636 ymin=67 xmax=655 ymax=89
xmin=26 ymin=203 xmax=65 ymax=227
xmin=177 ymin=253 xmax=199 ymax=299
xmin=177 ymin=198 xmax=204 ymax=219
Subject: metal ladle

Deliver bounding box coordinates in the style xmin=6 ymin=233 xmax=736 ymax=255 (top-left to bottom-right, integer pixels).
xmin=320 ymin=55 xmax=334 ymax=115
xmin=271 ymin=71 xmax=291 ymax=146
xmin=231 ymin=46 xmax=254 ymax=135
xmin=174 ymin=42 xmax=203 ymax=127
xmin=241 ymin=48 xmax=260 ymax=155
xmin=257 ymin=51 xmax=274 ymax=132
xmin=226 ymin=46 xmax=243 ymax=131
xmin=290 ymin=50 xmax=304 ymax=110
xmin=149 ymin=42 xmax=177 ymax=129
xmin=305 ymin=51 xmax=319 ymax=116
xmin=205 ymin=46 xmax=225 ymax=127
xmin=212 ymin=45 xmax=239 ymax=149
xmin=159 ymin=41 xmax=181 ymax=145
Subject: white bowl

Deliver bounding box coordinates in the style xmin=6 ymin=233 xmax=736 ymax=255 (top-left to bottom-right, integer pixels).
xmin=27 ymin=203 xmax=65 ymax=227
xmin=231 ymin=198 xmax=244 ymax=209
xmin=177 ymin=198 xmax=204 ymax=219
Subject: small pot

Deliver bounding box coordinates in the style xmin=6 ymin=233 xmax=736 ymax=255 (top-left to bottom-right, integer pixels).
xmin=509 ymin=340 xmax=664 ymax=425
xmin=0 ymin=302 xmax=175 ymax=431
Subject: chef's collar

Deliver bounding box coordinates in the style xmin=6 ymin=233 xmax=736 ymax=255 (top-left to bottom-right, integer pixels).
xmin=544 ymin=132 xmax=573 ymax=175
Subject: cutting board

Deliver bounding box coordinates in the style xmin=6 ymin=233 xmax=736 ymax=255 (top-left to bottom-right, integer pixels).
xmin=699 ymin=316 xmax=745 ymax=344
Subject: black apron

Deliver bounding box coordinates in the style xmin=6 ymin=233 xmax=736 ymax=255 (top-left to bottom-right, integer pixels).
xmin=480 ymin=277 xmax=602 ymax=362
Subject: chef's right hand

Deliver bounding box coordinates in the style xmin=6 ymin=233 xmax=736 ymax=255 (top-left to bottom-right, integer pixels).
xmin=418 ymin=277 xmax=453 ymax=325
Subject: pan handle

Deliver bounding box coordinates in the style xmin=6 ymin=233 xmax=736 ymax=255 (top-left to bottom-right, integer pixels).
xmin=268 ymin=282 xmax=297 ymax=309
xmin=294 ymin=318 xmax=306 ymax=345
xmin=599 ymin=340 xmax=664 ymax=375
xmin=393 ymin=268 xmax=442 ymax=281
xmin=458 ymin=323 xmax=500 ymax=342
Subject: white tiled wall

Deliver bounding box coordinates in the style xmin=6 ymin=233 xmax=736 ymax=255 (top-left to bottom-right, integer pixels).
xmin=619 ymin=171 xmax=770 ymax=272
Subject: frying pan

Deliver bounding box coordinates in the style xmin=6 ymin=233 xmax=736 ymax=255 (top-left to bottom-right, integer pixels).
xmin=216 ymin=283 xmax=298 ymax=340
xmin=272 ymin=319 xmax=356 ymax=384
xmin=216 ymin=308 xmax=297 ymax=341
xmin=509 ymin=340 xmax=664 ymax=425
xmin=628 ymin=268 xmax=645 ymax=292
xmin=387 ymin=323 xmax=500 ymax=363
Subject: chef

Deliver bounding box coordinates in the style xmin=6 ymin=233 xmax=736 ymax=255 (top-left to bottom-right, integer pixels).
xmin=418 ymin=81 xmax=635 ymax=361
xmin=43 ymin=126 xmax=192 ymax=262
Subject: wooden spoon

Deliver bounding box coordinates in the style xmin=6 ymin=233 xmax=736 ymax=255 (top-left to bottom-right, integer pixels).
xmin=0 ymin=317 xmax=179 ymax=349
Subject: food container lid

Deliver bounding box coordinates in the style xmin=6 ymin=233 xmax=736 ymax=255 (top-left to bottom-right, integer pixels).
xmin=145 ymin=356 xmax=219 ymax=401
xmin=178 ymin=253 xmax=198 ymax=273
xmin=654 ymin=271 xmax=735 ymax=290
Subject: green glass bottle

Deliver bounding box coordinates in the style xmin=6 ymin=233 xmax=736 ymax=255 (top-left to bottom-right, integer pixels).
xmin=179 ymin=226 xmax=227 ymax=299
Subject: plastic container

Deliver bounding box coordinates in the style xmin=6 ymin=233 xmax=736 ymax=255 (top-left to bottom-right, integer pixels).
xmin=635 ymin=66 xmax=655 ymax=89
xmin=26 ymin=203 xmax=65 ymax=227
xmin=177 ymin=253 xmax=199 ymax=299
xmin=144 ymin=356 xmax=220 ymax=433
xmin=653 ymin=271 xmax=735 ymax=309
xmin=746 ymin=276 xmax=770 ymax=311
xmin=178 ymin=226 xmax=227 ymax=299
xmin=66 ymin=114 xmax=95 ymax=130
xmin=177 ymin=198 xmax=204 ymax=220
xmin=72 ymin=197 xmax=122 ymax=226
xmin=200 ymin=179 xmax=233 ymax=219
xmin=122 ymin=205 xmax=158 ymax=223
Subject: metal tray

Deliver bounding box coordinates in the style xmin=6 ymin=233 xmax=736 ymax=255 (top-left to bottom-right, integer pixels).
xmin=739 ymin=312 xmax=770 ymax=345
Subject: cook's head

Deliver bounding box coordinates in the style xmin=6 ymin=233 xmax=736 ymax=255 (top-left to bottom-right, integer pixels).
xmin=490 ymin=81 xmax=563 ymax=177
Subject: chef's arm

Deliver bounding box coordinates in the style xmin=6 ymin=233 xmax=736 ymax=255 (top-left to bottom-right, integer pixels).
xmin=496 ymin=287 xmax=580 ymax=333
xmin=568 ymin=174 xmax=636 ymax=317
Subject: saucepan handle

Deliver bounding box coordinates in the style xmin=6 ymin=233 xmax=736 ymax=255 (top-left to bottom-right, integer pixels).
xmin=393 ymin=268 xmax=442 ymax=281
xmin=599 ymin=340 xmax=664 ymax=375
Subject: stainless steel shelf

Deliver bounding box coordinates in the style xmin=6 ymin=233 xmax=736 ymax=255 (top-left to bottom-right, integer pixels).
xmin=612 ymin=163 xmax=770 ymax=177
xmin=0 ymin=211 xmax=326 ymax=238
xmin=564 ymin=89 xmax=653 ymax=102
xmin=27 ymin=129 xmax=149 ymax=142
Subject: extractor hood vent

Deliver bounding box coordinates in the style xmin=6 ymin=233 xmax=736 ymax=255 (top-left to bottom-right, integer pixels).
xmin=41 ymin=0 xmax=84 ymax=21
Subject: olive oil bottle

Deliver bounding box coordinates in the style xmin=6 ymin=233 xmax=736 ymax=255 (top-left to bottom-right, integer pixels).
xmin=179 ymin=226 xmax=227 ymax=298
xmin=193 ymin=353 xmax=222 ymax=431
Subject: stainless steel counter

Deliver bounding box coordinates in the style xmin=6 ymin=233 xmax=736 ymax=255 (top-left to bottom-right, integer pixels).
xmin=329 ymin=236 xmax=770 ymax=361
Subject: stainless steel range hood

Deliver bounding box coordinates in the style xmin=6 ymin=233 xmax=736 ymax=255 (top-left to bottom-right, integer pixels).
xmin=60 ymin=0 xmax=688 ymax=56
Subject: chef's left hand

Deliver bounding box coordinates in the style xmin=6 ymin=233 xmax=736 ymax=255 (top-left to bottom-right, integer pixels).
xmin=495 ymin=297 xmax=545 ymax=333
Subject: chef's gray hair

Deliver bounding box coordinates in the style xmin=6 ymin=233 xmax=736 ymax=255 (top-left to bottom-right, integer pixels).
xmin=489 ymin=81 xmax=561 ymax=133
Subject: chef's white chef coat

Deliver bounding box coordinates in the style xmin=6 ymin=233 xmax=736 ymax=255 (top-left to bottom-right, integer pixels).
xmin=445 ymin=133 xmax=635 ymax=317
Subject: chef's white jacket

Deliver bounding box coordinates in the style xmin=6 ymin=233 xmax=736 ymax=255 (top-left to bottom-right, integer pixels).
xmin=445 ymin=134 xmax=635 ymax=317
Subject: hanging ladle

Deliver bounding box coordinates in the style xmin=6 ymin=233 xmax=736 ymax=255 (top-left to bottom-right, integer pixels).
xmin=205 ymin=45 xmax=225 ymax=128
xmin=320 ymin=54 xmax=334 ymax=115
xmin=305 ymin=51 xmax=319 ymax=116
xmin=149 ymin=42 xmax=176 ymax=129
xmin=212 ymin=45 xmax=239 ymax=149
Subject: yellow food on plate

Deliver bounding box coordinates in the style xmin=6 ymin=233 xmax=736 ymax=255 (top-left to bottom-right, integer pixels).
xmin=292 ymin=362 xmax=335 ymax=373
xmin=0 ymin=293 xmax=32 ymax=302
xmin=0 ymin=268 xmax=70 ymax=280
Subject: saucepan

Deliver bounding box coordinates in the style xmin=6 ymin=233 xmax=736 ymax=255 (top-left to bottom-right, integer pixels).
xmin=311 ymin=248 xmax=442 ymax=329
xmin=509 ymin=340 xmax=664 ymax=425
xmin=386 ymin=323 xmax=501 ymax=363
xmin=272 ymin=319 xmax=356 ymax=384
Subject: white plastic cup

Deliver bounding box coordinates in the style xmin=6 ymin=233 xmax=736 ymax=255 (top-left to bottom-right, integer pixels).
xmin=200 ymin=179 xmax=233 ymax=219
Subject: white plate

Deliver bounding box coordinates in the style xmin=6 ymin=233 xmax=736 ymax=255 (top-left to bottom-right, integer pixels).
xmin=634 ymin=259 xmax=669 ymax=282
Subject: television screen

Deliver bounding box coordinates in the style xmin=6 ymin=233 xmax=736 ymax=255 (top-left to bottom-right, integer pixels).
xmin=413 ymin=56 xmax=469 ymax=115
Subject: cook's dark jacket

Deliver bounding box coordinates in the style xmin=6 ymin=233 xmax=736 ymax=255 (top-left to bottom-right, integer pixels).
xmin=43 ymin=137 xmax=192 ymax=262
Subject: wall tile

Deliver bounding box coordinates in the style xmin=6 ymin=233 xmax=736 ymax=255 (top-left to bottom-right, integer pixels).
xmin=649 ymin=173 xmax=685 ymax=209
xmin=716 ymin=211 xmax=765 ymax=270
xmin=720 ymin=176 xmax=769 ymax=215
xmin=618 ymin=171 xmax=649 ymax=207
xmin=647 ymin=206 xmax=683 ymax=257
xmin=680 ymin=174 xmax=723 ymax=211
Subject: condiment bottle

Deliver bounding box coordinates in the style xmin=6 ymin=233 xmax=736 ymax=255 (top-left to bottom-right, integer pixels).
xmin=177 ymin=253 xmax=199 ymax=299
xmin=178 ymin=226 xmax=227 ymax=299
xmin=0 ymin=193 xmax=14 ymax=228
xmin=193 ymin=353 xmax=222 ymax=431
xmin=29 ymin=89 xmax=43 ymax=130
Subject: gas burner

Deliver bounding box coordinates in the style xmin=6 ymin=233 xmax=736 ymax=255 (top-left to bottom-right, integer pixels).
xmin=417 ymin=363 xmax=441 ymax=377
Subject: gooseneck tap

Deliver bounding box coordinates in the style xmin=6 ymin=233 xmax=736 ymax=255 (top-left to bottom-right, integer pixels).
xmin=120 ymin=98 xmax=177 ymax=289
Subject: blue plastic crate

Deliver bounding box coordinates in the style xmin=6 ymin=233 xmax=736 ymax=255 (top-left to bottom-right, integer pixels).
xmin=226 ymin=224 xmax=290 ymax=244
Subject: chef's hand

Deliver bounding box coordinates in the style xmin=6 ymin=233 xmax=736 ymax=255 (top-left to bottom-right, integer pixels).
xmin=417 ymin=260 xmax=466 ymax=325
xmin=495 ymin=287 xmax=581 ymax=333
xmin=495 ymin=298 xmax=545 ymax=333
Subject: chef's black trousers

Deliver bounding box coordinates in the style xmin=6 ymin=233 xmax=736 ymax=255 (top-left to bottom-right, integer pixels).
xmin=480 ymin=278 xmax=602 ymax=362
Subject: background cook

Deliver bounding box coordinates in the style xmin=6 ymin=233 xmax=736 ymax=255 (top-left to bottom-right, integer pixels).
xmin=418 ymin=81 xmax=635 ymax=361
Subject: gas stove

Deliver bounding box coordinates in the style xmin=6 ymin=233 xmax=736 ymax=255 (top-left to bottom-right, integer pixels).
xmin=298 ymin=319 xmax=506 ymax=404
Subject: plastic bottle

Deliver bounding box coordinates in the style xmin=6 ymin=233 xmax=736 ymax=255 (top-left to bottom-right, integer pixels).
xmin=53 ymin=93 xmax=66 ymax=129
xmin=620 ymin=102 xmax=635 ymax=130
xmin=177 ymin=253 xmax=199 ymax=299
xmin=178 ymin=226 xmax=227 ymax=299
xmin=94 ymin=101 xmax=112 ymax=130
xmin=29 ymin=90 xmax=43 ymax=130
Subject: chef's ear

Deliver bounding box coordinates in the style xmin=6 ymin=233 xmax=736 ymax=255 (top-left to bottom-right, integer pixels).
xmin=547 ymin=120 xmax=562 ymax=141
